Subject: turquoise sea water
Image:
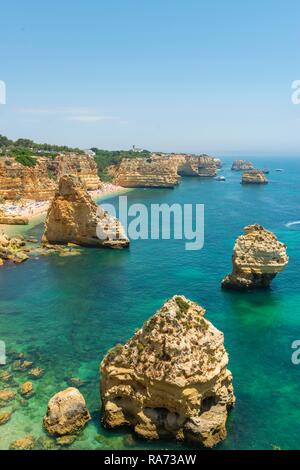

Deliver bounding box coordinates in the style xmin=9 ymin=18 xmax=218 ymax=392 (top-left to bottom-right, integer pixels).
xmin=1 ymin=157 xmax=300 ymax=450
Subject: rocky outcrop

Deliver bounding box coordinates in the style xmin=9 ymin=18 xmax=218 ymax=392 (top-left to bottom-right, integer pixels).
xmin=54 ymin=153 xmax=101 ymax=190
xmin=101 ymin=295 xmax=235 ymax=448
xmin=43 ymin=387 xmax=91 ymax=436
xmin=0 ymin=209 xmax=28 ymax=225
xmin=152 ymin=154 xmax=219 ymax=177
xmin=241 ymin=169 xmax=268 ymax=184
xmin=222 ymin=224 xmax=288 ymax=290
xmin=114 ymin=158 xmax=180 ymax=188
xmin=42 ymin=175 xmax=129 ymax=248
xmin=231 ymin=160 xmax=254 ymax=171
xmin=0 ymin=158 xmax=56 ymax=201
xmin=0 ymin=234 xmax=30 ymax=265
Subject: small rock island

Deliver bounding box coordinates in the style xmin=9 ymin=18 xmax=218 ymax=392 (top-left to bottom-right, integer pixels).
xmin=42 ymin=175 xmax=129 ymax=248
xmin=231 ymin=159 xmax=254 ymax=171
xmin=100 ymin=295 xmax=235 ymax=448
xmin=222 ymin=224 xmax=288 ymax=290
xmin=241 ymin=169 xmax=268 ymax=184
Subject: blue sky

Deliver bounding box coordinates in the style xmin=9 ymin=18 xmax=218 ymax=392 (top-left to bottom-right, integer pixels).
xmin=0 ymin=0 xmax=299 ymax=155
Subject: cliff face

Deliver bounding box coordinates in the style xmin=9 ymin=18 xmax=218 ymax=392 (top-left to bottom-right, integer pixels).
xmin=101 ymin=295 xmax=235 ymax=448
xmin=231 ymin=160 xmax=254 ymax=171
xmin=114 ymin=158 xmax=180 ymax=188
xmin=42 ymin=175 xmax=129 ymax=248
xmin=222 ymin=224 xmax=288 ymax=290
xmin=114 ymin=154 xmax=219 ymax=187
xmin=54 ymin=154 xmax=101 ymax=190
xmin=241 ymin=169 xmax=268 ymax=184
xmin=0 ymin=158 xmax=56 ymax=201
xmin=174 ymin=155 xmax=218 ymax=177
xmin=0 ymin=153 xmax=101 ymax=201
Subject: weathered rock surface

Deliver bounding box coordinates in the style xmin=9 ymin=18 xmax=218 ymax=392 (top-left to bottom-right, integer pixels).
xmin=0 ymin=234 xmax=30 ymax=265
xmin=0 ymin=157 xmax=56 ymax=201
xmin=0 ymin=411 xmax=12 ymax=425
xmin=172 ymin=155 xmax=218 ymax=177
xmin=114 ymin=158 xmax=180 ymax=188
xmin=222 ymin=224 xmax=289 ymax=290
xmin=20 ymin=381 xmax=34 ymax=398
xmin=231 ymin=160 xmax=254 ymax=171
xmin=42 ymin=175 xmax=129 ymax=248
xmin=241 ymin=169 xmax=268 ymax=184
xmin=101 ymin=295 xmax=235 ymax=448
xmin=43 ymin=387 xmax=91 ymax=436
xmin=54 ymin=153 xmax=101 ymax=190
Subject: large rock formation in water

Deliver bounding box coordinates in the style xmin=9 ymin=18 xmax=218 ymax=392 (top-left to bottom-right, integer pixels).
xmin=101 ymin=295 xmax=235 ymax=448
xmin=170 ymin=155 xmax=218 ymax=177
xmin=114 ymin=157 xmax=180 ymax=188
xmin=222 ymin=224 xmax=288 ymax=290
xmin=42 ymin=175 xmax=129 ymax=248
xmin=241 ymin=169 xmax=268 ymax=184
xmin=43 ymin=387 xmax=91 ymax=436
xmin=0 ymin=158 xmax=56 ymax=201
xmin=231 ymin=160 xmax=254 ymax=171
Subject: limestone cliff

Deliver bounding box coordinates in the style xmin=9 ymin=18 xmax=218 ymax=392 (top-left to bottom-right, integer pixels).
xmin=101 ymin=295 xmax=235 ymax=448
xmin=42 ymin=175 xmax=129 ymax=248
xmin=54 ymin=153 xmax=101 ymax=190
xmin=114 ymin=158 xmax=180 ymax=188
xmin=174 ymin=155 xmax=218 ymax=177
xmin=231 ymin=160 xmax=254 ymax=171
xmin=241 ymin=169 xmax=268 ymax=184
xmin=222 ymin=224 xmax=288 ymax=290
xmin=0 ymin=158 xmax=56 ymax=201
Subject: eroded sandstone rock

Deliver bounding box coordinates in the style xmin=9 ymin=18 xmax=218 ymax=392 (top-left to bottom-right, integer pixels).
xmin=9 ymin=435 xmax=35 ymax=450
xmin=43 ymin=387 xmax=91 ymax=436
xmin=101 ymin=295 xmax=235 ymax=448
xmin=114 ymin=158 xmax=180 ymax=188
xmin=231 ymin=160 xmax=254 ymax=171
xmin=222 ymin=224 xmax=288 ymax=290
xmin=42 ymin=175 xmax=129 ymax=248
xmin=241 ymin=169 xmax=268 ymax=184
xmin=0 ymin=234 xmax=30 ymax=265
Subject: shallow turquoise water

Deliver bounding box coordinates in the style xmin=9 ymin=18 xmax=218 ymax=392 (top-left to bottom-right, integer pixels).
xmin=1 ymin=157 xmax=300 ymax=450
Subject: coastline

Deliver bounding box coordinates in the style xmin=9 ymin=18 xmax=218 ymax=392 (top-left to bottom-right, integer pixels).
xmin=0 ymin=182 xmax=132 ymax=237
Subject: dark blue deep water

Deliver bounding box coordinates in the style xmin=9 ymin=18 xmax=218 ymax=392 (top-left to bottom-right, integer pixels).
xmin=1 ymin=157 xmax=300 ymax=450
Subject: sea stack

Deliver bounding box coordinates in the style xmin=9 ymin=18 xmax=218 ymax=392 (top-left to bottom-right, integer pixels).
xmin=100 ymin=295 xmax=235 ymax=448
xmin=222 ymin=224 xmax=288 ymax=290
xmin=241 ymin=169 xmax=268 ymax=184
xmin=42 ymin=175 xmax=129 ymax=248
xmin=231 ymin=160 xmax=254 ymax=171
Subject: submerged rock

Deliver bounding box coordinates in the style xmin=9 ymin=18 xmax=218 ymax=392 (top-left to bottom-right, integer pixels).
xmin=0 ymin=388 xmax=17 ymax=405
xmin=56 ymin=434 xmax=77 ymax=446
xmin=43 ymin=387 xmax=91 ymax=436
xmin=20 ymin=381 xmax=34 ymax=398
xmin=241 ymin=169 xmax=268 ymax=184
xmin=42 ymin=175 xmax=129 ymax=248
xmin=101 ymin=295 xmax=235 ymax=448
xmin=28 ymin=367 xmax=45 ymax=379
xmin=0 ymin=411 xmax=12 ymax=425
xmin=9 ymin=435 xmax=35 ymax=450
xmin=231 ymin=159 xmax=254 ymax=171
xmin=222 ymin=224 xmax=289 ymax=290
